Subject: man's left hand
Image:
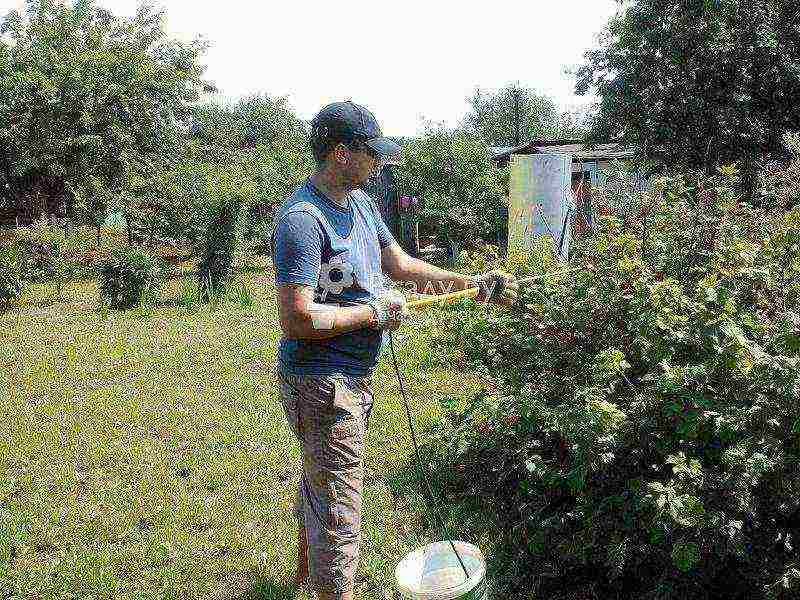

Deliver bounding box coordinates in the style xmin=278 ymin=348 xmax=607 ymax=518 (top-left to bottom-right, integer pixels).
xmin=474 ymin=270 xmax=519 ymax=307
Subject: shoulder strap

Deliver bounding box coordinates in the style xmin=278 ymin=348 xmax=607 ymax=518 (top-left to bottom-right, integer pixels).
xmin=353 ymin=189 xmax=385 ymax=225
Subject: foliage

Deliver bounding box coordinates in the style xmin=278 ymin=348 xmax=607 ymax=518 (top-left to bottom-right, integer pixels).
xmin=0 ymin=1 xmax=211 ymax=227
xmin=0 ymin=243 xmax=23 ymax=309
xmin=189 ymin=95 xmax=313 ymax=244
xmin=575 ymin=0 xmax=800 ymax=199
xmin=98 ymin=246 xmax=164 ymax=310
xmin=589 ymin=161 xmax=665 ymax=230
xmin=395 ymin=124 xmax=508 ymax=253
xmin=462 ymin=83 xmax=569 ymax=146
xmin=11 ymin=218 xmax=64 ymax=282
xmin=757 ymin=132 xmax=800 ymax=211
xmin=122 ymin=96 xmax=311 ymax=254
xmin=126 ymin=144 xmax=213 ymax=251
xmin=428 ymin=170 xmax=800 ymax=599
xmin=196 ymin=164 xmax=254 ymax=300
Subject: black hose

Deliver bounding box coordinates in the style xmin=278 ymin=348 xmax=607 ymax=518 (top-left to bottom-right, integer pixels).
xmin=388 ymin=331 xmax=471 ymax=582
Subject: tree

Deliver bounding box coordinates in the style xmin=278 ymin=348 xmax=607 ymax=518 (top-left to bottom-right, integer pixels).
xmin=575 ymin=0 xmax=800 ymax=201
xmin=395 ymin=124 xmax=508 ymax=260
xmin=189 ymin=95 xmax=313 ymax=244
xmin=0 ymin=0 xmax=212 ymax=228
xmin=462 ymin=83 xmax=573 ymax=147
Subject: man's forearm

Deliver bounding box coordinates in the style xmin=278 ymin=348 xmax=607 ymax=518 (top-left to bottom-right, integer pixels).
xmin=393 ymin=255 xmax=476 ymax=295
xmin=281 ymin=302 xmax=375 ymax=341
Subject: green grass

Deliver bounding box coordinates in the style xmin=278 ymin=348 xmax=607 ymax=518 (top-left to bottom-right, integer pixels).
xmin=0 ymin=274 xmax=485 ymax=599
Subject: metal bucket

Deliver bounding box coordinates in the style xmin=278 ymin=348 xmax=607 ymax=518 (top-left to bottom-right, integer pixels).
xmin=395 ymin=541 xmax=487 ymax=600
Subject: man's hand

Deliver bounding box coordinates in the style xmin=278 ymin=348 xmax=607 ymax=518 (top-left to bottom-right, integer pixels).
xmin=368 ymin=289 xmax=409 ymax=331
xmin=474 ymin=270 xmax=519 ymax=307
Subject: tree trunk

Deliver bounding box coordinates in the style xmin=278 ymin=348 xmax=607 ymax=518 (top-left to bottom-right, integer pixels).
xmin=447 ymin=238 xmax=460 ymax=267
xmin=741 ymin=153 xmax=758 ymax=205
xmin=148 ymin=213 xmax=156 ymax=250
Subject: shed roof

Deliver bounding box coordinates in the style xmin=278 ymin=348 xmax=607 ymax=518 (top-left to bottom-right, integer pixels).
xmin=491 ymin=139 xmax=635 ymax=163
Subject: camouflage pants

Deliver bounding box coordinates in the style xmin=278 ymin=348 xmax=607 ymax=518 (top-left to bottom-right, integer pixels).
xmin=277 ymin=368 xmax=374 ymax=596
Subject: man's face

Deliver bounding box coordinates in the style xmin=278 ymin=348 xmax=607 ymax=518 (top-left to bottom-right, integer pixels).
xmin=339 ymin=140 xmax=382 ymax=188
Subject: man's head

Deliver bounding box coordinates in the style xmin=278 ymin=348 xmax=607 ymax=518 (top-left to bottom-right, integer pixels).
xmin=310 ymin=101 xmax=400 ymax=189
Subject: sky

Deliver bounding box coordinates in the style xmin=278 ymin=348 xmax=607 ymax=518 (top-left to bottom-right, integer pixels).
xmin=0 ymin=0 xmax=621 ymax=137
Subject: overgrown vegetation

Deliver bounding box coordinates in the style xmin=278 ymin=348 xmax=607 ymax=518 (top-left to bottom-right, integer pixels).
xmin=576 ymin=0 xmax=800 ymax=200
xmin=197 ymin=167 xmax=253 ymax=300
xmin=0 ymin=244 xmax=24 ymax=310
xmin=0 ymin=1 xmax=211 ymax=226
xmin=98 ymin=247 xmax=164 ymax=310
xmin=426 ymin=168 xmax=800 ymax=599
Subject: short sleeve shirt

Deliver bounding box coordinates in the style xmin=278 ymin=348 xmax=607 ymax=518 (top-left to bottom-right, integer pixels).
xmin=271 ymin=179 xmax=396 ymax=377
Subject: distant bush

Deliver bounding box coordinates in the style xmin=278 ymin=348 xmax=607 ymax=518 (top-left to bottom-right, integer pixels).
xmin=197 ymin=166 xmax=254 ymax=300
xmin=427 ymin=168 xmax=800 ymax=600
xmin=396 ymin=125 xmax=508 ymax=257
xmin=60 ymin=226 xmax=125 ymax=276
xmin=98 ymin=247 xmax=164 ymax=310
xmin=13 ymin=219 xmax=64 ymax=283
xmin=0 ymin=244 xmax=24 ymax=310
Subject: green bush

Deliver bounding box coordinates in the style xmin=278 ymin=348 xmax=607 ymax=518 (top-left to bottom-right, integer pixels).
xmin=60 ymin=226 xmax=125 ymax=277
xmin=0 ymin=244 xmax=25 ymax=310
xmin=12 ymin=219 xmax=65 ymax=283
xmin=197 ymin=166 xmax=253 ymax=300
xmin=98 ymin=247 xmax=164 ymax=310
xmin=428 ymin=169 xmax=800 ymax=599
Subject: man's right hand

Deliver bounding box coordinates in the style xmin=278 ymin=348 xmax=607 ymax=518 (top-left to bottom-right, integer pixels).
xmin=369 ymin=289 xmax=409 ymax=331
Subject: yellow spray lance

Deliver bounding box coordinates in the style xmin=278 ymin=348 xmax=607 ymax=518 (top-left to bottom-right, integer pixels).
xmin=405 ymin=266 xmax=582 ymax=311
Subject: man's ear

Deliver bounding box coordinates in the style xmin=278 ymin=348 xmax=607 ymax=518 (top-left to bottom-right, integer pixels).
xmin=333 ymin=143 xmax=349 ymax=166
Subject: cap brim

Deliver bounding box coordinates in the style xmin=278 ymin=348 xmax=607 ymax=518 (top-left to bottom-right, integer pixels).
xmin=364 ymin=137 xmax=401 ymax=158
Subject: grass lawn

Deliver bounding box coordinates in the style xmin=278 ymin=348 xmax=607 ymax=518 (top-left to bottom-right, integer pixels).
xmin=0 ymin=269 xmax=488 ymax=600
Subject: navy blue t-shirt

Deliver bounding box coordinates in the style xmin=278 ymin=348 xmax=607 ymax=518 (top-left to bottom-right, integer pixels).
xmin=271 ymin=180 xmax=396 ymax=377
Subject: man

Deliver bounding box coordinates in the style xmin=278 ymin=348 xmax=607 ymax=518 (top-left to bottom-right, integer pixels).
xmin=271 ymin=100 xmax=518 ymax=600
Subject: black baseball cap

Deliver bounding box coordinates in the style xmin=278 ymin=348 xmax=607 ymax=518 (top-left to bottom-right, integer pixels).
xmin=311 ymin=101 xmax=401 ymax=158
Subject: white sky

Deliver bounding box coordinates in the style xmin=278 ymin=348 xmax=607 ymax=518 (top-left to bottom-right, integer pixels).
xmin=1 ymin=0 xmax=620 ymax=136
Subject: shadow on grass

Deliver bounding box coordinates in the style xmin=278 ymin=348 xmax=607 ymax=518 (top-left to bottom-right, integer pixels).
xmin=203 ymin=571 xmax=303 ymax=600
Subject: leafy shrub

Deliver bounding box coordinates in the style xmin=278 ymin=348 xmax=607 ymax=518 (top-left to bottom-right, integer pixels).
xmin=9 ymin=222 xmax=117 ymax=283
xmin=588 ymin=160 xmax=660 ymax=231
xmin=98 ymin=247 xmax=164 ymax=310
xmin=0 ymin=244 xmax=24 ymax=310
xmin=12 ymin=219 xmax=64 ymax=282
xmin=197 ymin=166 xmax=253 ymax=300
xmin=60 ymin=226 xmax=124 ymax=276
xmin=242 ymin=218 xmax=272 ymax=256
xmin=176 ymin=277 xmax=200 ymax=312
xmin=427 ymin=169 xmax=800 ymax=600
xmin=758 ymin=132 xmax=800 ymax=211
